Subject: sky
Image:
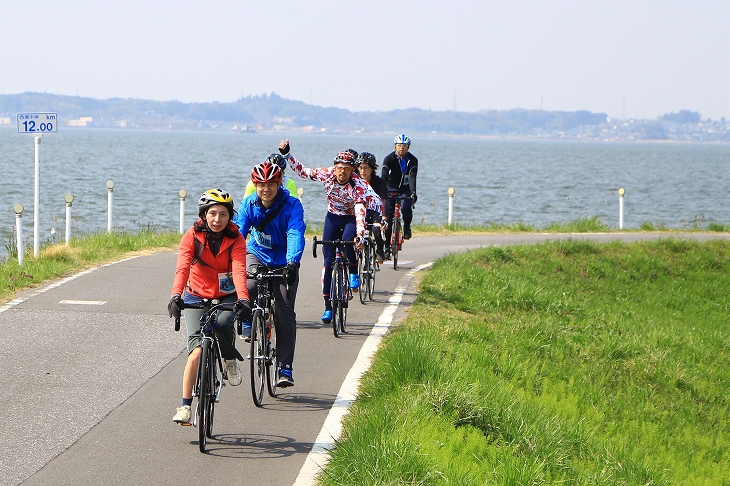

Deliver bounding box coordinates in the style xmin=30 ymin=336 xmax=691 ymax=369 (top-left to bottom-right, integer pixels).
xmin=2 ymin=0 xmax=729 ymax=120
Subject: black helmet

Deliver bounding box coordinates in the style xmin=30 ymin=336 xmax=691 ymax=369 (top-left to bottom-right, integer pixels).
xmin=356 ymin=152 xmax=377 ymax=170
xmin=266 ymin=153 xmax=286 ymax=170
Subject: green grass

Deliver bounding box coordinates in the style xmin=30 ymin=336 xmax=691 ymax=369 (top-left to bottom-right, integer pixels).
xmin=0 ymin=228 xmax=181 ymax=301
xmin=319 ymin=239 xmax=730 ymax=485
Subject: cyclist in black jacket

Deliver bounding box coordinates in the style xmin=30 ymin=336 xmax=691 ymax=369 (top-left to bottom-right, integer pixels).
xmin=381 ymin=134 xmax=418 ymax=249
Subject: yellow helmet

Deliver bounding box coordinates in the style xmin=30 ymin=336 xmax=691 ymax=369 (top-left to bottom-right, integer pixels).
xmin=198 ymin=189 xmax=234 ymax=218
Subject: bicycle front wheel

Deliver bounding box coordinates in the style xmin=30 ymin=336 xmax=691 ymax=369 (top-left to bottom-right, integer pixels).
xmin=250 ymin=309 xmax=266 ymax=406
xmin=358 ymin=249 xmax=367 ymax=304
xmin=368 ymin=244 xmax=377 ymax=300
xmin=198 ymin=340 xmax=213 ymax=452
xmin=265 ymin=315 xmax=278 ymax=397
xmin=392 ymin=218 xmax=401 ymax=270
xmin=340 ymin=267 xmax=348 ymax=334
xmin=331 ymin=262 xmax=341 ymax=337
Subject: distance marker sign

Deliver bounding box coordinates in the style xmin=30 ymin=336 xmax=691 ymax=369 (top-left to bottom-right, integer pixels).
xmin=17 ymin=112 xmax=58 ymax=133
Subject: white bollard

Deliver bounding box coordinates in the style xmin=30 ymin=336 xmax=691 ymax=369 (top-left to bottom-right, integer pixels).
xmin=618 ymin=187 xmax=625 ymax=229
xmin=447 ymin=187 xmax=455 ymax=225
xmin=106 ymin=180 xmax=115 ymax=232
xmin=14 ymin=203 xmax=24 ymax=266
xmin=178 ymin=190 xmax=187 ymax=234
xmin=64 ymin=194 xmax=74 ymax=245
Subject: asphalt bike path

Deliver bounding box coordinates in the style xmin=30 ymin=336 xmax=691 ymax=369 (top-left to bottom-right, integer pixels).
xmin=3 ymin=232 xmax=727 ymax=486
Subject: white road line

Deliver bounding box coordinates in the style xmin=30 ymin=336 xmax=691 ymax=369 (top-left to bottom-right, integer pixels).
xmin=58 ymin=300 xmax=107 ymax=305
xmin=0 ymin=256 xmax=139 ymax=314
xmin=293 ymin=262 xmax=433 ymax=486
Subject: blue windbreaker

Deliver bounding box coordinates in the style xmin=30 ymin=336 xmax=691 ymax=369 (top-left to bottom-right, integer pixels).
xmin=233 ymin=188 xmax=306 ymax=267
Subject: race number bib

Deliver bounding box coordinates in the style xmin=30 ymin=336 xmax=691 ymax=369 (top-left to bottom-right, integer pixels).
xmin=253 ymin=231 xmax=273 ymax=250
xmin=218 ymin=272 xmax=235 ymax=294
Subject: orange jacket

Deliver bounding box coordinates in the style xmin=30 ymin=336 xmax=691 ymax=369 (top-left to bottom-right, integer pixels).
xmin=172 ymin=221 xmax=249 ymax=301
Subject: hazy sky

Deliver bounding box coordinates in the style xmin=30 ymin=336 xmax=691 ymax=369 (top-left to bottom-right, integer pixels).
xmin=2 ymin=1 xmax=729 ymax=120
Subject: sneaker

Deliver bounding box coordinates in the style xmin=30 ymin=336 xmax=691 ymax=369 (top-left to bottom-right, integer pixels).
xmin=404 ymin=226 xmax=412 ymax=240
xmin=173 ymin=405 xmax=191 ymax=424
xmin=384 ymin=246 xmax=392 ymax=260
xmin=349 ymin=273 xmax=360 ymax=292
xmin=376 ymin=250 xmax=385 ymax=264
xmin=277 ymin=366 xmax=294 ymax=388
xmin=240 ymin=322 xmax=251 ymax=342
xmin=321 ymin=309 xmax=332 ymax=323
xmin=225 ymin=359 xmax=242 ymax=386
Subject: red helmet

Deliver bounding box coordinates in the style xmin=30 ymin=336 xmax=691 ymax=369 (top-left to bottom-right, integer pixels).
xmin=334 ymin=151 xmax=356 ymax=166
xmin=251 ymin=161 xmax=283 ymax=183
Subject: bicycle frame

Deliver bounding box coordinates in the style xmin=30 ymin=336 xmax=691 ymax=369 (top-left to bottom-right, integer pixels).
xmin=174 ymin=299 xmax=235 ymax=453
xmin=388 ymin=193 xmax=411 ymax=270
xmin=247 ymin=266 xmax=287 ymax=406
xmin=358 ymin=223 xmax=380 ymax=303
xmin=312 ymin=236 xmax=356 ymax=337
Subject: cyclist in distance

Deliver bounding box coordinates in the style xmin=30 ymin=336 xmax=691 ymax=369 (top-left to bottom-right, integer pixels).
xmin=233 ymin=161 xmax=305 ymax=387
xmin=382 ymin=134 xmax=418 ymax=255
xmin=241 ymin=153 xmax=299 ymax=200
xmin=355 ymin=152 xmax=388 ymax=263
xmin=168 ymin=189 xmax=252 ymax=424
xmin=280 ymin=139 xmax=381 ymax=323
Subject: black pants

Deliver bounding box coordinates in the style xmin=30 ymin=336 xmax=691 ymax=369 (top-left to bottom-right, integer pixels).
xmin=246 ymin=253 xmax=298 ymax=368
xmin=384 ymin=190 xmax=413 ymax=246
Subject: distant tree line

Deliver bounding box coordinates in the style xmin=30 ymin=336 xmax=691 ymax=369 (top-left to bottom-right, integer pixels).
xmin=1 ymin=92 xmax=726 ymax=142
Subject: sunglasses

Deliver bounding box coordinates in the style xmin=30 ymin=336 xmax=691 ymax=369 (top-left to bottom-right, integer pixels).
xmin=335 ymin=165 xmax=353 ymax=171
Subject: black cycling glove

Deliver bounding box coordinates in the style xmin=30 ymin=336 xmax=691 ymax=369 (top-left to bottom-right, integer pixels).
xmin=168 ymin=294 xmax=183 ymax=319
xmin=279 ymin=141 xmax=290 ymax=156
xmin=283 ymin=262 xmax=298 ymax=285
xmin=234 ymin=298 xmax=252 ymax=322
xmin=411 ymin=193 xmax=418 ymax=204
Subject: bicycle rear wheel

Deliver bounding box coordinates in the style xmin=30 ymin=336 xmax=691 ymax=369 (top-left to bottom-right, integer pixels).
xmin=198 ymin=341 xmax=212 ymax=452
xmin=265 ymin=315 xmax=278 ymax=397
xmin=250 ymin=309 xmax=266 ymax=406
xmin=331 ymin=263 xmax=341 ymax=337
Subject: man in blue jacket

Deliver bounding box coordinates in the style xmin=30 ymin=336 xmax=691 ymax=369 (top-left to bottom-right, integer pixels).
xmin=233 ymin=160 xmax=306 ymax=387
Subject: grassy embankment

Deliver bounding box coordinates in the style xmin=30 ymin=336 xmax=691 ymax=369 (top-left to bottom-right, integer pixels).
xmin=318 ymin=237 xmax=730 ymax=485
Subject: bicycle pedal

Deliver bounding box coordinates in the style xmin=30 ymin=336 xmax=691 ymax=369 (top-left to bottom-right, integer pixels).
xmin=180 ymin=422 xmax=192 ymax=427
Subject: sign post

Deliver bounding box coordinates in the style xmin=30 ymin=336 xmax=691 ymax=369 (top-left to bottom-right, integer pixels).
xmin=17 ymin=112 xmax=58 ymax=257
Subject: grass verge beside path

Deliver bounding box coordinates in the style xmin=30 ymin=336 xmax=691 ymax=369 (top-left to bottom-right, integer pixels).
xmin=0 ymin=229 xmax=181 ymax=302
xmin=319 ymin=239 xmax=730 ymax=485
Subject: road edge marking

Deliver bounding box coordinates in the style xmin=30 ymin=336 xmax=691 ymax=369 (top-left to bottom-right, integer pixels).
xmin=293 ymin=262 xmax=433 ymax=486
xmin=0 ymin=256 xmax=140 ymax=314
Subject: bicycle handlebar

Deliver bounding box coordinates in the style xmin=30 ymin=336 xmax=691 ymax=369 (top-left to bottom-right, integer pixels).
xmin=173 ymin=299 xmax=236 ymax=331
xmin=311 ymin=236 xmax=356 ymax=259
xmin=246 ymin=267 xmax=287 ymax=281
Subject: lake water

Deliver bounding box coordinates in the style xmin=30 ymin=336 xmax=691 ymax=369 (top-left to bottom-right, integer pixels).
xmin=1 ymin=126 xmax=729 ymax=259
